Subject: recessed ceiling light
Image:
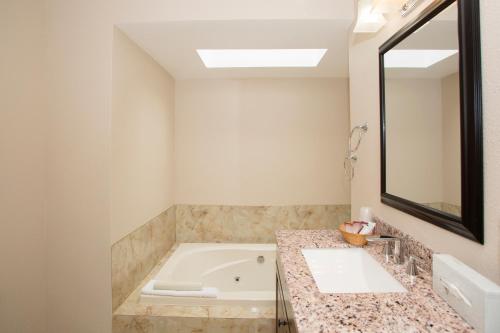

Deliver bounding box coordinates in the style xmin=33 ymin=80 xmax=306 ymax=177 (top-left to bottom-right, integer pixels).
xmin=196 ymin=49 xmax=327 ymax=68
xmin=384 ymin=49 xmax=458 ymax=68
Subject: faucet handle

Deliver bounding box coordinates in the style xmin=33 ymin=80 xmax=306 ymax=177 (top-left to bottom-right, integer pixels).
xmin=406 ymin=256 xmax=418 ymax=277
xmin=382 ymin=242 xmax=394 ymax=263
xmin=366 ymin=235 xmax=398 ymax=263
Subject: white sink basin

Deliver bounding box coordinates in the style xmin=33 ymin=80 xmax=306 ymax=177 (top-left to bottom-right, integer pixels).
xmin=301 ymin=248 xmax=407 ymax=294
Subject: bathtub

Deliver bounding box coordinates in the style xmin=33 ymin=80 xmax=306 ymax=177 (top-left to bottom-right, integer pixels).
xmin=140 ymin=243 xmax=276 ymax=306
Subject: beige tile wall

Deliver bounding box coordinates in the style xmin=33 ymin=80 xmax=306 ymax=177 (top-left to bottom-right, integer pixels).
xmin=176 ymin=205 xmax=351 ymax=243
xmin=113 ymin=315 xmax=275 ymax=333
xmin=112 ymin=206 xmax=176 ymax=310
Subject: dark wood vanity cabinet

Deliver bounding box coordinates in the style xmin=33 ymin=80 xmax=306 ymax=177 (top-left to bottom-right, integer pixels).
xmin=276 ymin=271 xmax=290 ymax=333
xmin=276 ymin=260 xmax=297 ymax=333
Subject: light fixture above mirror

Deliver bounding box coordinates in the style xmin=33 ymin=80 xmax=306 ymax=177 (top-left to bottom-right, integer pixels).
xmin=371 ymin=0 xmax=405 ymax=14
xmin=354 ymin=0 xmax=426 ymax=33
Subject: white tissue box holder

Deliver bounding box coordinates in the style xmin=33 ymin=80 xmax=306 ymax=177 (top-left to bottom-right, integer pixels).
xmin=433 ymin=254 xmax=500 ymax=333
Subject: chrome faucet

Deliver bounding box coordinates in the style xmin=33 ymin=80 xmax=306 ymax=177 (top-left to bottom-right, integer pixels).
xmin=366 ymin=236 xmax=405 ymax=265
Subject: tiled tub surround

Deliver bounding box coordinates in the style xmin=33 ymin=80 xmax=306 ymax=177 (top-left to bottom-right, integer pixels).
xmin=112 ymin=204 xmax=349 ymax=313
xmin=176 ymin=204 xmax=350 ymax=243
xmin=112 ymin=206 xmax=176 ymax=311
xmin=276 ymin=229 xmax=475 ymax=333
xmin=113 ymin=245 xmax=275 ymax=333
xmin=441 ymin=202 xmax=461 ymax=217
xmin=113 ymin=316 xmax=274 ymax=333
xmin=423 ymin=202 xmax=462 ymax=217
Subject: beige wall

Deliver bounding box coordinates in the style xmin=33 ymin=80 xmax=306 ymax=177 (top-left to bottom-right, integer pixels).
xmin=385 ymin=75 xmax=461 ymax=207
xmin=349 ymin=0 xmax=500 ymax=283
xmin=45 ymin=0 xmax=113 ymax=331
xmin=441 ymin=73 xmax=461 ymax=206
xmin=175 ymin=78 xmax=350 ymax=205
xmin=4 ymin=1 xmax=498 ymax=333
xmin=42 ymin=2 xmax=351 ymax=332
xmin=111 ymin=28 xmax=175 ymax=244
xmin=0 ymin=1 xmax=47 ymax=332
xmin=385 ymin=78 xmax=443 ymax=203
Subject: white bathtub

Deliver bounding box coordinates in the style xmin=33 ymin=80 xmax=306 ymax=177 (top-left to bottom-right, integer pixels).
xmin=140 ymin=243 xmax=276 ymax=306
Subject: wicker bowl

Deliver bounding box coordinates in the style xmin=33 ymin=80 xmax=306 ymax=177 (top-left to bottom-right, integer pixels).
xmin=338 ymin=223 xmax=372 ymax=246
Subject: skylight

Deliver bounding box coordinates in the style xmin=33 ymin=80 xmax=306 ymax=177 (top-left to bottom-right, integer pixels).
xmin=384 ymin=49 xmax=458 ymax=68
xmin=196 ymin=49 xmax=327 ymax=68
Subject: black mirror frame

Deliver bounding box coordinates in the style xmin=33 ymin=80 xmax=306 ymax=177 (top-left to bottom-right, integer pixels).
xmin=379 ymin=0 xmax=483 ymax=243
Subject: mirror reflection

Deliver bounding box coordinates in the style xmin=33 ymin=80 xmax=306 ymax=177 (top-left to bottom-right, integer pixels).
xmin=384 ymin=2 xmax=461 ymax=217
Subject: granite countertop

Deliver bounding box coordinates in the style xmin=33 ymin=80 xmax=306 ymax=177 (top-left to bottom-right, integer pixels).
xmin=275 ymin=230 xmax=475 ymax=333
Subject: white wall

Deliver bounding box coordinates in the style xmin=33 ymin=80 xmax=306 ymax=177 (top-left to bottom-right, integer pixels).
xmin=175 ymin=78 xmax=350 ymax=205
xmin=0 ymin=1 xmax=47 ymax=332
xmin=349 ymin=0 xmax=500 ymax=283
xmin=111 ymin=28 xmax=175 ymax=244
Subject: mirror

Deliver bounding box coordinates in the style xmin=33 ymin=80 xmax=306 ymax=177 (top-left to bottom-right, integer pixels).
xmin=379 ymin=0 xmax=483 ymax=242
xmin=385 ymin=2 xmax=460 ymax=216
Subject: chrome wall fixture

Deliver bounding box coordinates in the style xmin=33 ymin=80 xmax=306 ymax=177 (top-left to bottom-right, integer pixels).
xmin=400 ymin=0 xmax=425 ymax=16
xmin=344 ymin=123 xmax=368 ymax=180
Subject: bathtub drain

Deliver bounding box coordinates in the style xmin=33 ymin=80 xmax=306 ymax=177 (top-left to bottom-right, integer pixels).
xmin=234 ymin=276 xmax=240 ymax=282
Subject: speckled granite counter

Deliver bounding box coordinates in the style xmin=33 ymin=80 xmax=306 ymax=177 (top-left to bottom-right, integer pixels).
xmin=275 ymin=230 xmax=475 ymax=333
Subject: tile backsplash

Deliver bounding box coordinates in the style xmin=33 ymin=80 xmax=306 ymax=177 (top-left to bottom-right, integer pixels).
xmin=176 ymin=204 xmax=350 ymax=243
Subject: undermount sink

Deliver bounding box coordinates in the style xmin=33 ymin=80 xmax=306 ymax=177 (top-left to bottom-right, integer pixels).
xmin=301 ymin=248 xmax=407 ymax=294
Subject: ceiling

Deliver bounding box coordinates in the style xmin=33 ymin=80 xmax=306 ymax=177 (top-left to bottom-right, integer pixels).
xmin=118 ymin=19 xmax=354 ymax=79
